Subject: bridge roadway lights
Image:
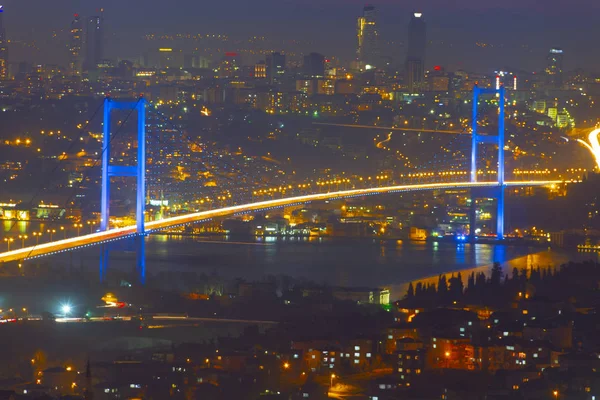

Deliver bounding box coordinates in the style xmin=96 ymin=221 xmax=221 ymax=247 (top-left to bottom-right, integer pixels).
xmin=101 ymin=98 xmax=147 ymax=285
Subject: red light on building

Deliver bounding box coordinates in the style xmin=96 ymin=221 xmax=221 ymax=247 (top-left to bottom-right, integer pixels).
xmin=74 ymin=13 xmax=79 ymax=17
xmin=225 ymin=52 xmax=238 ymax=57
xmin=434 ymin=65 xmax=441 ymax=71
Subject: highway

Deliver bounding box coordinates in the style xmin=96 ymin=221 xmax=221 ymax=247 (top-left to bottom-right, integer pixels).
xmin=0 ymin=180 xmax=561 ymax=263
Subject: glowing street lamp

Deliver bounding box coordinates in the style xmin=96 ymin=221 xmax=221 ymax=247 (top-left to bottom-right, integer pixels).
xmin=330 ymin=373 xmax=336 ymax=389
xmin=3 ymin=237 xmax=14 ymax=251
xmin=32 ymin=232 xmax=42 ymax=244
xmin=18 ymin=234 xmax=28 ymax=248
xmin=61 ymin=303 xmax=72 ymax=316
xmin=74 ymin=223 xmax=83 ymax=236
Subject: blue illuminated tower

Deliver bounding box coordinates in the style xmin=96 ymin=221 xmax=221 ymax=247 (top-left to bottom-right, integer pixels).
xmin=469 ymin=84 xmax=506 ymax=240
xmin=100 ymin=98 xmax=147 ymax=284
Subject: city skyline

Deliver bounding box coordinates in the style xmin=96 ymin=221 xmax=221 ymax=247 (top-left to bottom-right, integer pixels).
xmin=0 ymin=2 xmax=599 ymax=72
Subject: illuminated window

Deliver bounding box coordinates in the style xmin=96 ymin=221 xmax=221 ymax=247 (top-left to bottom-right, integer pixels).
xmin=398 ymin=368 xmax=403 ymax=372
xmin=355 ymin=346 xmax=360 ymax=351
xmin=354 ymin=353 xmax=360 ymax=358
xmin=366 ymin=353 xmax=372 ymax=358
xmin=354 ymin=360 xmax=359 ymax=364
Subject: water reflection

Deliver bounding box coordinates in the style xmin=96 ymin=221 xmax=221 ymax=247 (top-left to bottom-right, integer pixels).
xmin=42 ymin=235 xmax=590 ymax=299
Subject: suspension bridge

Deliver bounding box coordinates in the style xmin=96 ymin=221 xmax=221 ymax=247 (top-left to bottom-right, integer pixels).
xmin=0 ymin=85 xmax=566 ymax=283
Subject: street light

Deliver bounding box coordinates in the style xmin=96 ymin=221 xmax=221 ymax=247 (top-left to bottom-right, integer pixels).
xmin=60 ymin=226 xmax=65 ymax=239
xmin=553 ymin=390 xmax=559 ymax=399
xmin=18 ymin=234 xmax=28 ymax=248
xmin=73 ymin=223 xmax=83 ymax=236
xmin=87 ymin=221 xmax=95 ymax=234
xmin=32 ymin=232 xmax=41 ymax=244
xmin=61 ymin=303 xmax=72 ymax=316
xmin=3 ymin=237 xmax=14 ymax=251
xmin=47 ymin=229 xmax=56 ymax=241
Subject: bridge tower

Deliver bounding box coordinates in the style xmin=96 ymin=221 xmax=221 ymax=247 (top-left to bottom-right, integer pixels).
xmin=100 ymin=98 xmax=147 ymax=284
xmin=469 ymin=84 xmax=506 ymax=240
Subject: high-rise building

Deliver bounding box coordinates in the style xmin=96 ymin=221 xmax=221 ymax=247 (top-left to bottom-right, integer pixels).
xmin=266 ymin=52 xmax=286 ymax=86
xmin=84 ymin=15 xmax=104 ymax=72
xmin=545 ymin=48 xmax=564 ymax=88
xmin=303 ymin=52 xmax=325 ymax=78
xmin=68 ymin=14 xmax=84 ymax=76
xmin=356 ymin=5 xmax=379 ymax=70
xmin=406 ymin=12 xmax=426 ymax=92
xmin=254 ymin=61 xmax=267 ymax=79
xmin=0 ymin=5 xmax=8 ymax=80
xmin=143 ymin=48 xmax=184 ymax=69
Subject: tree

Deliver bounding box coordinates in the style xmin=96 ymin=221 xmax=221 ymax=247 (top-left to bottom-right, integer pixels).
xmin=467 ymin=272 xmax=476 ymax=293
xmin=405 ymin=282 xmax=415 ymax=300
xmin=490 ymin=262 xmax=503 ymax=286
xmin=437 ymin=275 xmax=448 ymax=303
xmin=512 ymin=267 xmax=519 ymax=281
xmin=449 ymin=273 xmax=464 ymax=301
xmin=415 ymin=282 xmax=424 ymax=299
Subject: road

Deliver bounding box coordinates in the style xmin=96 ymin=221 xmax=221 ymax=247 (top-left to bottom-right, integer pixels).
xmin=0 ymin=180 xmax=561 ymax=263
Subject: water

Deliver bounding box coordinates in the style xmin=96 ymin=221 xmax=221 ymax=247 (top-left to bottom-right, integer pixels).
xmin=45 ymin=235 xmax=597 ymax=299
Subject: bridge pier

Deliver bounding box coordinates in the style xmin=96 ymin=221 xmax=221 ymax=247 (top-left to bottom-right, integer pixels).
xmin=100 ymin=97 xmax=147 ymax=285
xmin=469 ymin=84 xmax=506 ymax=241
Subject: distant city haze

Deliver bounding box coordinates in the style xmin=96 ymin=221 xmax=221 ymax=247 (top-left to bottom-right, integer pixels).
xmin=2 ymin=0 xmax=600 ymax=71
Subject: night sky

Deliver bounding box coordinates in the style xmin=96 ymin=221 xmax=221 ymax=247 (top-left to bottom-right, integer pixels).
xmin=2 ymin=0 xmax=600 ymax=72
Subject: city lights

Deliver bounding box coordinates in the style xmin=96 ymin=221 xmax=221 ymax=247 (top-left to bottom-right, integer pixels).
xmin=577 ymin=128 xmax=600 ymax=170
xmin=61 ymin=303 xmax=72 ymax=316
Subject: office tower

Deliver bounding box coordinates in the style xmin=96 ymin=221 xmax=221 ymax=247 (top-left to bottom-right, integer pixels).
xmin=545 ymin=48 xmax=564 ymax=88
xmin=406 ymin=12 xmax=426 ymax=92
xmin=143 ymin=48 xmax=184 ymax=69
xmin=84 ymin=15 xmax=104 ymax=71
xmin=356 ymin=5 xmax=379 ymax=69
xmin=266 ymin=52 xmax=285 ymax=85
xmin=218 ymin=52 xmax=240 ymax=79
xmin=254 ymin=61 xmax=267 ymax=79
xmin=0 ymin=5 xmax=8 ymax=80
xmin=68 ymin=14 xmax=84 ymax=76
xmin=303 ymin=52 xmax=325 ymax=78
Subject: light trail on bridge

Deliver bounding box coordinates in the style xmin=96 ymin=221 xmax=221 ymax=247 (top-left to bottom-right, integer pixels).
xmin=313 ymin=122 xmax=466 ymax=134
xmin=0 ymin=180 xmax=561 ymax=263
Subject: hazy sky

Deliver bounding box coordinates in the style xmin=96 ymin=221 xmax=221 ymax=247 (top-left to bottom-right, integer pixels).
xmin=2 ymin=0 xmax=600 ymax=72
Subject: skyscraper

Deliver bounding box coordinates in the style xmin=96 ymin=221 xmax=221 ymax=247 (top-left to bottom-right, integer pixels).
xmin=303 ymin=52 xmax=325 ymax=78
xmin=84 ymin=15 xmax=104 ymax=72
xmin=68 ymin=14 xmax=84 ymax=76
xmin=0 ymin=5 xmax=8 ymax=80
xmin=356 ymin=5 xmax=379 ymax=70
xmin=266 ymin=52 xmax=285 ymax=86
xmin=406 ymin=12 xmax=427 ymax=93
xmin=545 ymin=48 xmax=564 ymax=88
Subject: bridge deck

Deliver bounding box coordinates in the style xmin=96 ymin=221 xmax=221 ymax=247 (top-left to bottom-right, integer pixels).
xmin=0 ymin=181 xmax=560 ymax=263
